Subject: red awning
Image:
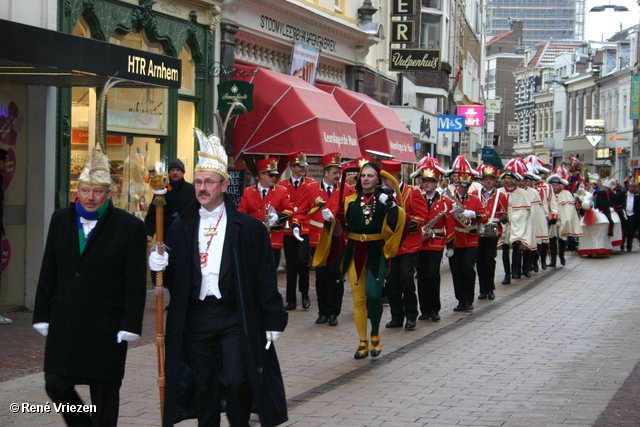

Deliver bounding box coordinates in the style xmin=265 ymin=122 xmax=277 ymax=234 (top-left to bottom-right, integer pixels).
xmin=317 ymin=84 xmax=417 ymax=163
xmin=233 ymin=68 xmax=361 ymax=159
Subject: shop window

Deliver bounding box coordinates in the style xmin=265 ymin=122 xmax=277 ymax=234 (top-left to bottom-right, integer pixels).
xmin=177 ymin=100 xmax=196 ymax=184
xmin=422 ymin=0 xmax=441 ymax=9
xmin=179 ymin=45 xmax=195 ymax=96
xmin=69 ymin=21 xmax=167 ymax=218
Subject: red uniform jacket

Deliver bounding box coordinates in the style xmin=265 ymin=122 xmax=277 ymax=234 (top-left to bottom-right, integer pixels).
xmin=420 ymin=192 xmax=455 ymax=252
xmin=238 ymin=184 xmax=294 ymax=249
xmin=470 ymin=188 xmax=509 ymax=236
xmin=452 ymin=191 xmax=484 ymax=248
xmin=307 ymin=181 xmax=355 ymax=248
xmin=282 ymin=176 xmax=316 ymax=236
xmin=397 ymin=184 xmax=429 ymax=254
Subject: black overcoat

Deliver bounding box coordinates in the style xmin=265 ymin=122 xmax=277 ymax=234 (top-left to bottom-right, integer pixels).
xmin=33 ymin=202 xmax=148 ymax=380
xmin=163 ymin=195 xmax=288 ymax=426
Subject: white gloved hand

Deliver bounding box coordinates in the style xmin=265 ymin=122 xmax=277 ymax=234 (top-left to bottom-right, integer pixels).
xmin=149 ymin=250 xmax=169 ymax=271
xmin=117 ymin=331 xmax=140 ymax=344
xmin=268 ymin=212 xmax=279 ymax=227
xmin=321 ymin=208 xmax=334 ymax=221
xmin=446 ymin=248 xmax=455 ymax=258
xmin=293 ymin=227 xmax=303 ymax=242
xmin=463 ymin=209 xmax=477 ymax=219
xmin=582 ymin=199 xmax=592 ymax=210
xmin=265 ymin=331 xmax=281 ymax=350
xmin=33 ymin=322 xmax=49 ymax=337
xmin=378 ymin=193 xmax=389 ymax=204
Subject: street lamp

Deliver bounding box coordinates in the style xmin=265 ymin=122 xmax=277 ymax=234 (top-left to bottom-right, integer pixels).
xmin=590 ymin=0 xmax=629 ymax=11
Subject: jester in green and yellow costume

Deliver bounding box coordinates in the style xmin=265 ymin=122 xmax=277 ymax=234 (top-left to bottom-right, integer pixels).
xmin=314 ymin=162 xmax=406 ymax=359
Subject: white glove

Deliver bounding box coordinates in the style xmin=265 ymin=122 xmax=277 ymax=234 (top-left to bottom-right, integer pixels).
xmin=265 ymin=331 xmax=281 ymax=350
xmin=117 ymin=331 xmax=140 ymax=343
xmin=293 ymin=227 xmax=303 ymax=242
xmin=267 ymin=212 xmax=279 ymax=227
xmin=321 ymin=208 xmax=334 ymax=221
xmin=149 ymin=250 xmax=169 ymax=271
xmin=379 ymin=193 xmax=389 ymax=204
xmin=463 ymin=209 xmax=476 ymax=219
xmin=582 ymin=199 xmax=592 ymax=210
xmin=446 ymin=248 xmax=454 ymax=258
xmin=33 ymin=322 xmax=49 ymax=337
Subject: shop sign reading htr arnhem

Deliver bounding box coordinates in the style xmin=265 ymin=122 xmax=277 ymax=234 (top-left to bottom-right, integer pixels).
xmin=389 ymin=0 xmax=440 ymax=72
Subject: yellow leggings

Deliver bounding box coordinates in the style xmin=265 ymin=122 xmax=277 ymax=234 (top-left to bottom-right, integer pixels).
xmin=347 ymin=261 xmax=385 ymax=341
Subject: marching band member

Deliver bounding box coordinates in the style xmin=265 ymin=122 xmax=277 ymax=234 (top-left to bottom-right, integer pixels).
xmin=471 ymin=164 xmax=508 ymax=300
xmin=547 ymin=173 xmax=582 ymax=265
xmin=381 ymin=160 xmax=428 ymax=331
xmin=497 ymin=159 xmax=533 ymax=284
xmin=446 ymin=156 xmax=484 ymax=312
xmin=521 ymin=167 xmax=545 ymax=277
xmin=238 ymin=157 xmax=295 ymax=267
xmin=282 ymin=151 xmax=315 ymax=311
xmin=414 ymin=158 xmax=455 ymax=321
xmin=526 ymin=155 xmax=558 ymax=270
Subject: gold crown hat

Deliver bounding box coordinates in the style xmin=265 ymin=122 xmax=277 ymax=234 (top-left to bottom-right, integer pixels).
xmin=194 ymin=127 xmax=230 ymax=180
xmin=78 ymin=145 xmax=113 ymax=186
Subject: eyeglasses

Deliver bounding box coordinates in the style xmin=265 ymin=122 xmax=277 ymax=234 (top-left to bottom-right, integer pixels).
xmin=194 ymin=180 xmax=224 ymax=188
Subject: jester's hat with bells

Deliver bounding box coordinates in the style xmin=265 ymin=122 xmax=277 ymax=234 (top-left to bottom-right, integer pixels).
xmin=524 ymin=154 xmax=550 ymax=175
xmin=194 ymin=128 xmax=230 ymax=180
xmin=450 ymin=155 xmax=478 ymax=186
xmin=499 ymin=158 xmax=528 ymax=181
xmin=411 ymin=156 xmax=445 ymax=180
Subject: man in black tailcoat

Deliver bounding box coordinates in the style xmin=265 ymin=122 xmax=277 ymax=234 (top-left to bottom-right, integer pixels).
xmin=150 ymin=128 xmax=288 ymax=426
xmin=33 ymin=145 xmax=147 ymax=426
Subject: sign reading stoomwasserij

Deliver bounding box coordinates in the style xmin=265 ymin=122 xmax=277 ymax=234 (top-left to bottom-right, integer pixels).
xmin=389 ymin=49 xmax=440 ymax=72
xmin=260 ymin=15 xmax=337 ymax=52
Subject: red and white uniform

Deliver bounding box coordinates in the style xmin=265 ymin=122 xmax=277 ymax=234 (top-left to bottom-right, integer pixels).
xmin=282 ymin=176 xmax=316 ymax=237
xmin=238 ymin=184 xmax=294 ymax=249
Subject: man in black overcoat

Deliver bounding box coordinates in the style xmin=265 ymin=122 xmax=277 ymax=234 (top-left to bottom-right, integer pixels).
xmin=150 ymin=129 xmax=288 ymax=427
xmin=33 ymin=145 xmax=147 ymax=426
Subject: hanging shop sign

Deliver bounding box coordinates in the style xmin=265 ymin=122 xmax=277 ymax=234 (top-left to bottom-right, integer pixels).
xmin=217 ymin=81 xmax=254 ymax=117
xmin=631 ymin=76 xmax=639 ymax=120
xmin=389 ymin=49 xmax=440 ymax=72
xmin=392 ymin=0 xmax=415 ymax=15
xmin=391 ymin=22 xmax=415 ymax=44
xmin=457 ymin=105 xmax=484 ymax=127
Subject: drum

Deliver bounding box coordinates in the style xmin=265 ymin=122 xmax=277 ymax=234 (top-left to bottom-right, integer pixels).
xmin=478 ymin=223 xmax=499 ymax=238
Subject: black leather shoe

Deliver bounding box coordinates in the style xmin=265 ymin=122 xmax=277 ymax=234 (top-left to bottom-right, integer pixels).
xmin=385 ymin=319 xmax=403 ymax=328
xmin=523 ymin=270 xmax=531 ymax=278
xmin=302 ymin=295 xmax=310 ymax=309
xmin=328 ymin=314 xmax=338 ymax=326
xmin=488 ymin=291 xmax=495 ymax=300
xmin=532 ymin=263 xmax=539 ymax=273
xmin=285 ymin=302 xmax=296 ymax=311
xmin=501 ymin=275 xmax=511 ymax=285
xmin=478 ymin=293 xmax=487 ymax=300
xmin=431 ymin=313 xmax=441 ymax=321
xmin=465 ymin=304 xmax=474 ymax=312
xmin=404 ymin=320 xmax=416 ymax=331
xmin=315 ymin=314 xmax=328 ymax=324
xmin=418 ymin=314 xmax=430 ymax=321
xmin=453 ymin=304 xmax=465 ymax=312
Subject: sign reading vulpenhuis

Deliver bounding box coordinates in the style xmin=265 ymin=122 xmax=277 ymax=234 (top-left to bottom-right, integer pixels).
xmin=389 ymin=49 xmax=440 ymax=72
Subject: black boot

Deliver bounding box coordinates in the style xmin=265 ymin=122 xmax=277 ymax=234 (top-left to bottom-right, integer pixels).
xmin=522 ymin=250 xmax=531 ymax=278
xmin=558 ymin=238 xmax=567 ymax=266
xmin=511 ymin=242 xmax=522 ymax=279
xmin=539 ymin=243 xmax=548 ymax=270
xmin=548 ymin=237 xmax=557 ymax=267
xmin=531 ymin=249 xmax=539 ymax=273
xmin=501 ymin=244 xmax=511 ymax=284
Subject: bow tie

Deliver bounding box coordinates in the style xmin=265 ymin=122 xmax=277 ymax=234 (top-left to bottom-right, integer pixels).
xmin=199 ymin=207 xmax=221 ymax=220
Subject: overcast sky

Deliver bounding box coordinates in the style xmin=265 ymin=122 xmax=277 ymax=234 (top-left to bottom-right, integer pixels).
xmin=585 ymin=0 xmax=640 ymax=41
